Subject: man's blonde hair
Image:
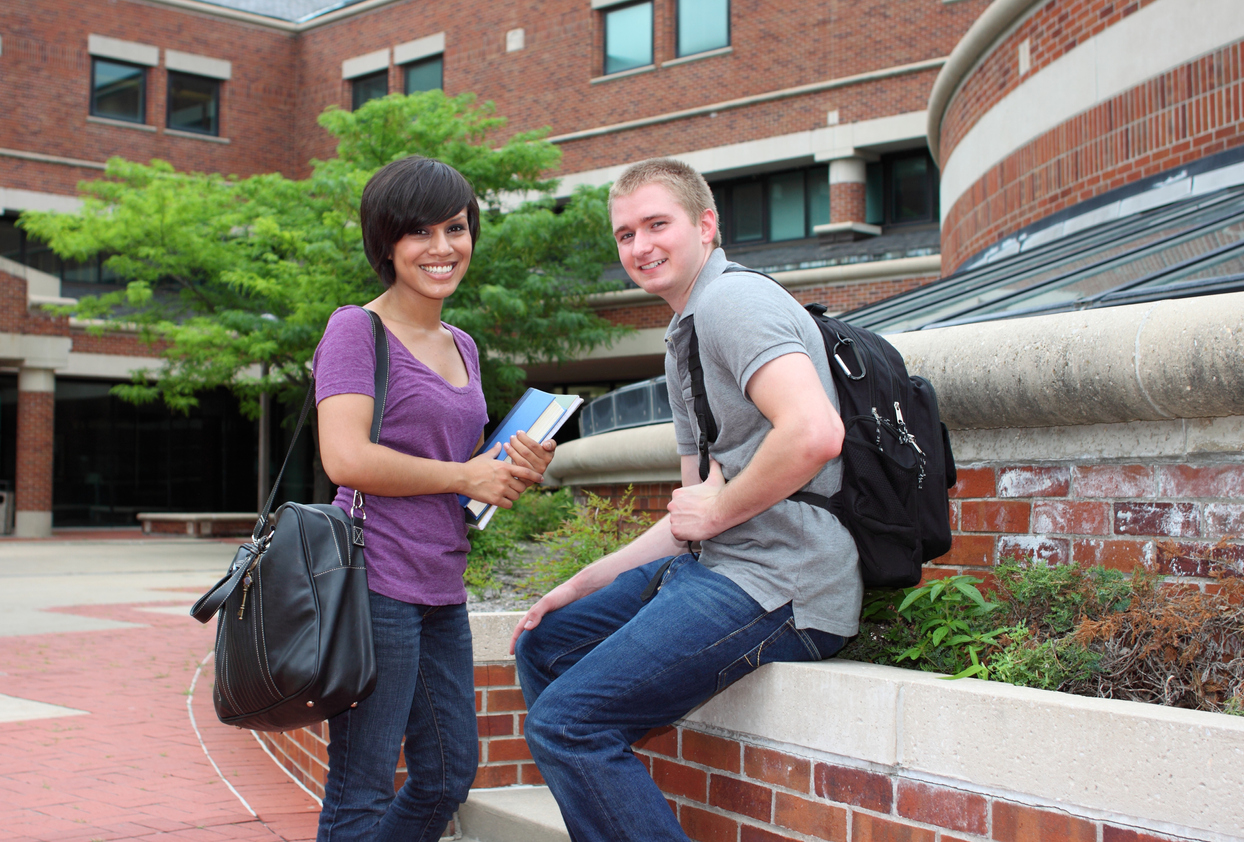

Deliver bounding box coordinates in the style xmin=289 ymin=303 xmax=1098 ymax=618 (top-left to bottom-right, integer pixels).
xmin=609 ymin=158 xmax=721 ymax=248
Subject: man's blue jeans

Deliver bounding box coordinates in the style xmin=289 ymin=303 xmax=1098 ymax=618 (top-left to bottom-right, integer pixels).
xmin=317 ymin=593 xmax=477 ymax=842
xmin=515 ymin=554 xmax=845 ymax=842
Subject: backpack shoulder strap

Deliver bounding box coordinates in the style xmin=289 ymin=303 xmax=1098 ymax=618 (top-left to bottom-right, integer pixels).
xmin=685 ymin=314 xmax=717 ymax=483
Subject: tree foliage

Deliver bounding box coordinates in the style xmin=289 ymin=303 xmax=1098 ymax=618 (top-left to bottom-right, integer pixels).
xmin=20 ymin=91 xmax=627 ymax=416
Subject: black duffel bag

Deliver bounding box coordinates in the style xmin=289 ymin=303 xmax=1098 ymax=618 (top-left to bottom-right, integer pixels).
xmin=190 ymin=307 xmax=388 ymax=731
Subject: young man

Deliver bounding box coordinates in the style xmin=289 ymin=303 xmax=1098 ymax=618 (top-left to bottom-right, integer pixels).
xmin=510 ymin=158 xmax=862 ymax=841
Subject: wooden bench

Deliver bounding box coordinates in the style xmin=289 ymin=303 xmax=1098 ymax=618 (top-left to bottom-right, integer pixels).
xmin=136 ymin=512 xmax=258 ymax=538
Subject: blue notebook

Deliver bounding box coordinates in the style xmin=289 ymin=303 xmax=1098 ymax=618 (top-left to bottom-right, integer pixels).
xmin=461 ymin=388 xmax=583 ymax=528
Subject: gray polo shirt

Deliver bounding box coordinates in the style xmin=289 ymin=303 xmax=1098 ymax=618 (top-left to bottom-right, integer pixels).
xmin=664 ymin=249 xmax=862 ymax=636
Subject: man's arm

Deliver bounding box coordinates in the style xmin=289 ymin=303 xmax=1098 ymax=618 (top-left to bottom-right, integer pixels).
xmin=667 ymin=351 xmax=843 ymax=542
xmin=508 ymin=455 xmax=701 ymax=653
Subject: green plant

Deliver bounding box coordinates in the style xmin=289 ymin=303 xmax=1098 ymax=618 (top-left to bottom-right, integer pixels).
xmin=501 ymin=486 xmax=574 ymax=540
xmin=840 ymin=576 xmax=1004 ymax=678
xmin=463 ymin=487 xmax=575 ymax=596
xmin=525 ymin=487 xmax=653 ymax=593
xmin=991 ymin=558 xmax=1131 ymax=637
xmin=986 ymin=624 xmax=1101 ymax=691
xmin=464 ymin=524 xmax=518 ymax=595
xmin=892 ymin=576 xmax=1004 ymax=678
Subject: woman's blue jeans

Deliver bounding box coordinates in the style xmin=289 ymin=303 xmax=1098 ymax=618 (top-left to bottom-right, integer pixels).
xmin=515 ymin=554 xmax=845 ymax=842
xmin=317 ymin=593 xmax=477 ymax=842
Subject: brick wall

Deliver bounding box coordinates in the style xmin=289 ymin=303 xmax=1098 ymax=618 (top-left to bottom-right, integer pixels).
xmin=936 ymin=461 xmax=1244 ymax=590
xmin=69 ymin=327 xmax=166 ymax=357
xmin=580 ymin=458 xmax=1244 ymax=593
xmin=942 ymin=39 xmax=1244 ymax=273
xmin=0 ymin=270 xmax=71 ymax=337
xmin=629 ymin=722 xmax=1193 ymax=842
xmin=939 ymin=0 xmax=1164 ymax=168
xmin=291 ymin=0 xmax=988 ymax=177
xmin=0 ymin=0 xmax=298 ymax=190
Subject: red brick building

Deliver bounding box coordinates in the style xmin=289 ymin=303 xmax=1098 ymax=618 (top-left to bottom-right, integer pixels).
xmin=0 ymin=0 xmax=988 ymax=534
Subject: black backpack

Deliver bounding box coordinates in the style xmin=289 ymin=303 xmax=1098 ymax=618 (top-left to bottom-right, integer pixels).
xmin=686 ymin=267 xmax=957 ymax=589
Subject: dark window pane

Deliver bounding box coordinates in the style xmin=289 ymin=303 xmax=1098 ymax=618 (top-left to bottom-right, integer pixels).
xmin=404 ymin=55 xmax=443 ymax=93
xmin=769 ymin=171 xmax=806 ymax=241
xmin=732 ymin=181 xmax=764 ymax=242
xmin=678 ymin=0 xmax=729 ymax=56
xmin=605 ymin=2 xmax=653 ymax=75
xmin=613 ymin=385 xmax=650 ymax=428
xmin=865 ymin=161 xmax=884 ymax=225
xmin=167 ymin=72 xmax=219 ymax=135
xmin=0 ymin=217 xmax=21 ymax=262
xmin=352 ymin=70 xmax=389 ymax=110
xmin=808 ymin=166 xmax=830 ymax=233
xmin=891 ymin=155 xmax=931 ymax=224
xmin=92 ymin=59 xmax=145 ymax=123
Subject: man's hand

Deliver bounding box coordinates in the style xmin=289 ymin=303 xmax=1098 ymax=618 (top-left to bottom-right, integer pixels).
xmin=509 ymin=580 xmax=581 ymax=654
xmin=668 ymin=459 xmax=727 ymax=542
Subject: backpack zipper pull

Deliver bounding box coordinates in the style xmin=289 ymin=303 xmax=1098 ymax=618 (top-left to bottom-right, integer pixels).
xmin=872 ymin=407 xmax=883 ymax=447
xmin=894 ymin=401 xmax=924 ymax=455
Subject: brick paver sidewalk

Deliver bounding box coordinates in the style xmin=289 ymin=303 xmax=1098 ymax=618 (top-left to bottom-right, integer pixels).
xmin=0 ymin=599 xmax=321 ymax=841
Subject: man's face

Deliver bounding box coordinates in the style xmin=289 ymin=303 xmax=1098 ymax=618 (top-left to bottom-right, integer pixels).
xmin=611 ymin=182 xmax=716 ymax=308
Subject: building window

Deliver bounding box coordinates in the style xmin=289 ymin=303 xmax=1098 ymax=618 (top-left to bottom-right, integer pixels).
xmin=404 ymin=55 xmax=443 ymax=93
xmin=91 ymin=58 xmax=146 ymax=123
xmin=1 ymin=215 xmax=118 ymax=285
xmin=711 ymin=166 xmax=830 ymax=246
xmin=604 ymin=2 xmax=653 ymax=75
xmin=352 ymin=70 xmax=389 ymax=110
xmin=166 ymin=72 xmax=220 ymax=135
xmin=866 ymin=150 xmax=940 ymax=227
xmin=677 ymin=0 xmax=729 ymax=57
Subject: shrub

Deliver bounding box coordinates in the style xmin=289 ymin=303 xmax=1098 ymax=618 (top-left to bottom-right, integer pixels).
xmin=464 ymin=488 xmax=573 ymax=596
xmin=1070 ymin=571 xmax=1244 ymax=713
xmin=525 ymin=487 xmax=653 ymax=593
xmin=841 ymin=556 xmax=1244 ymax=715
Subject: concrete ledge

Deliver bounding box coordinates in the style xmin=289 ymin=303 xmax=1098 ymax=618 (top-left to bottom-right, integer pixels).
xmin=469 ymin=611 xmax=523 ymax=662
xmin=687 ymin=659 xmax=1244 ymax=839
xmin=546 ymin=423 xmax=681 ymax=487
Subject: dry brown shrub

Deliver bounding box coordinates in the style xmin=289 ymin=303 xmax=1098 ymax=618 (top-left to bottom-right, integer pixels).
xmin=1072 ymin=563 xmax=1244 ymax=712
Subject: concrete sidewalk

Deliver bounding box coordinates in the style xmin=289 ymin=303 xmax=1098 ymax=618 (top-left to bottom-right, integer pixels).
xmin=0 ymin=536 xmax=323 ymax=841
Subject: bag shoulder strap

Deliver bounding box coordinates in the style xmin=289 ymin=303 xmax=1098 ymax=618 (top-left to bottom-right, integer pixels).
xmin=251 ymin=307 xmax=390 ymax=541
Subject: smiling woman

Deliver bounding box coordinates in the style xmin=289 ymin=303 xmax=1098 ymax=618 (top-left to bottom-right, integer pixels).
xmin=309 ymin=155 xmax=557 ymax=842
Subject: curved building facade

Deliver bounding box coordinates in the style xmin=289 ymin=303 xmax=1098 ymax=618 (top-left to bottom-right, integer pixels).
xmin=929 ymin=0 xmax=1244 ymax=273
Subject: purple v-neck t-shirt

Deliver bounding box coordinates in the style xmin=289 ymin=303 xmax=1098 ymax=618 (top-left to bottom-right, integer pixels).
xmin=313 ymin=306 xmax=488 ymax=606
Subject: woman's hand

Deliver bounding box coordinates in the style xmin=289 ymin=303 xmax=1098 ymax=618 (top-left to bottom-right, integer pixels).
xmin=459 ymin=443 xmax=543 ymax=508
xmin=504 ymin=432 xmax=556 ymax=488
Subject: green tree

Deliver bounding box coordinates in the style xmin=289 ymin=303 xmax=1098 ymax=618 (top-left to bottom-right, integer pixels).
xmin=20 ymin=91 xmax=625 ymax=425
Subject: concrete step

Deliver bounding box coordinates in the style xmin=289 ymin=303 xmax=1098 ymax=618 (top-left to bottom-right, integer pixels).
xmin=458 ymin=785 xmax=570 ymax=842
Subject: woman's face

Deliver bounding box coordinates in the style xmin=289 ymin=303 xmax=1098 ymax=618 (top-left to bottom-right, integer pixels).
xmin=388 ymin=208 xmax=473 ymax=301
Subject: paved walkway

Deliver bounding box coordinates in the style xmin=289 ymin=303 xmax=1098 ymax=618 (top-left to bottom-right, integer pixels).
xmin=0 ymin=534 xmax=322 ymax=841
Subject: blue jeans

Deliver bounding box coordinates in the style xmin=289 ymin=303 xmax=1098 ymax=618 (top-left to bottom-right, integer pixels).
xmin=515 ymin=554 xmax=845 ymax=842
xmin=317 ymin=593 xmax=477 ymax=842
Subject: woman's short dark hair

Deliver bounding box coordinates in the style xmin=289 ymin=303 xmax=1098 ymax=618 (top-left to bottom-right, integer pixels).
xmin=359 ymin=156 xmax=481 ymax=288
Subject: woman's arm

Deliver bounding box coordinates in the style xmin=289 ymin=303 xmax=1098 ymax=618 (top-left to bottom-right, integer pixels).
xmin=318 ymin=392 xmax=544 ymax=508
